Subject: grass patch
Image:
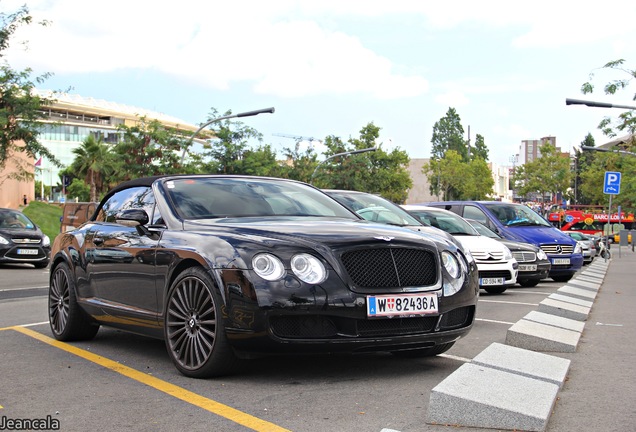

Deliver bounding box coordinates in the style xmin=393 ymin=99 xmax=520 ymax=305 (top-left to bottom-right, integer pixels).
xmin=22 ymin=201 xmax=63 ymax=241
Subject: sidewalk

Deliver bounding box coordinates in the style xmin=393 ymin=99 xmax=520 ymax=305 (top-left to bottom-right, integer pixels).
xmin=547 ymin=249 xmax=636 ymax=431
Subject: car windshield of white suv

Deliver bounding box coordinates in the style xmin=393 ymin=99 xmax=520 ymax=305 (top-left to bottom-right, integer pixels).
xmin=483 ymin=203 xmax=552 ymax=227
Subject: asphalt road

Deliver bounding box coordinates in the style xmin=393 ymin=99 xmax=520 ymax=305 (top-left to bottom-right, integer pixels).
xmin=0 ymin=261 xmax=626 ymax=432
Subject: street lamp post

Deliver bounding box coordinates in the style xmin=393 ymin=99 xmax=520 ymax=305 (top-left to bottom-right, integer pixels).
xmin=310 ymin=147 xmax=377 ymax=185
xmin=565 ymin=98 xmax=636 ymax=110
xmin=179 ymin=107 xmax=275 ymax=166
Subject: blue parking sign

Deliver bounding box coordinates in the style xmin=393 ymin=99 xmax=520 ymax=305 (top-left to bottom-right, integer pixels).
xmin=603 ymin=171 xmax=621 ymax=195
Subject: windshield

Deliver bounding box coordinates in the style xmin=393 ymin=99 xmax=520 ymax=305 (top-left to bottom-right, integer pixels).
xmin=405 ymin=208 xmax=479 ymax=236
xmin=0 ymin=210 xmax=35 ymax=229
xmin=467 ymin=220 xmax=499 ymax=238
xmin=162 ymin=177 xmax=358 ymax=220
xmin=483 ymin=203 xmax=552 ymax=227
xmin=325 ymin=191 xmax=422 ymax=226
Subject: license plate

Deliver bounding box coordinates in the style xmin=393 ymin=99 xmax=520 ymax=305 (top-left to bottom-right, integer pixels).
xmin=480 ymin=277 xmax=504 ymax=286
xmin=552 ymin=258 xmax=570 ymax=265
xmin=518 ymin=264 xmax=537 ymax=271
xmin=17 ymin=249 xmax=39 ymax=255
xmin=367 ymin=293 xmax=438 ymax=317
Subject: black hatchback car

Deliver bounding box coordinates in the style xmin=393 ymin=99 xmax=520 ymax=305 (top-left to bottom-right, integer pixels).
xmin=49 ymin=175 xmax=478 ymax=377
xmin=0 ymin=208 xmax=50 ymax=268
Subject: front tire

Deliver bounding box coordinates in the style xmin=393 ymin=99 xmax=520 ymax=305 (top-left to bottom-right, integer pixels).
xmin=164 ymin=267 xmax=238 ymax=378
xmin=49 ymin=262 xmax=99 ymax=341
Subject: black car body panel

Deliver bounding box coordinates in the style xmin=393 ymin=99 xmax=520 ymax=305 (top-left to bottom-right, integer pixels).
xmin=50 ymin=176 xmax=479 ymax=373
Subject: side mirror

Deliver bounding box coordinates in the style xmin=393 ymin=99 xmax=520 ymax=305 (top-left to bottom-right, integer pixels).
xmin=115 ymin=209 xmax=149 ymax=227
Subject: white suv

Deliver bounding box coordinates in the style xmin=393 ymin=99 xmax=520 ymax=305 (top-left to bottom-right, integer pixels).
xmin=403 ymin=205 xmax=518 ymax=294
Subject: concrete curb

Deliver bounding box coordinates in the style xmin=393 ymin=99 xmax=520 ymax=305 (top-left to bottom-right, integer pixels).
xmin=426 ymin=259 xmax=610 ymax=431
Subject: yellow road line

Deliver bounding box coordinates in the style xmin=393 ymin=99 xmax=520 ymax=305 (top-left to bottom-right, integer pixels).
xmin=12 ymin=327 xmax=290 ymax=432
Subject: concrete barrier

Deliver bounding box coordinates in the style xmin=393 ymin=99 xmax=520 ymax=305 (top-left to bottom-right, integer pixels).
xmin=505 ymin=319 xmax=581 ymax=352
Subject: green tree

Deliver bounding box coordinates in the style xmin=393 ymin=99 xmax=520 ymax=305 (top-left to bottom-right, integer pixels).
xmin=462 ymin=158 xmax=494 ymax=200
xmin=280 ymin=143 xmax=319 ymax=183
xmin=431 ymin=108 xmax=467 ymax=161
xmin=71 ymin=135 xmax=115 ymax=202
xmin=513 ymin=142 xmax=571 ymax=203
xmin=572 ymin=133 xmax=596 ymax=204
xmin=200 ymin=109 xmax=270 ymax=175
xmin=311 ymin=123 xmax=412 ymax=203
xmin=581 ymin=59 xmax=636 ymax=146
xmin=0 ymin=6 xmax=59 ymax=184
xmin=422 ymin=150 xmax=465 ymax=200
xmin=113 ymin=117 xmax=188 ymax=180
xmin=65 ymin=178 xmax=90 ymax=202
xmin=471 ymin=134 xmax=489 ymax=161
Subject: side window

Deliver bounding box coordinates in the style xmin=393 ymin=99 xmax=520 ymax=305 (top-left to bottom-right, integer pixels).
xmin=463 ymin=205 xmax=489 ymax=225
xmin=95 ymin=187 xmax=155 ymax=223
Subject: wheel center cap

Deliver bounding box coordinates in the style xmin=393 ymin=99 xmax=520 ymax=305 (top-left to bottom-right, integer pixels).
xmin=188 ymin=317 xmax=196 ymax=329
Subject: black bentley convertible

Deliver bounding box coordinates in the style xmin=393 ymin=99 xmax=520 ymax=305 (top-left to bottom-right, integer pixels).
xmin=49 ymin=176 xmax=478 ymax=377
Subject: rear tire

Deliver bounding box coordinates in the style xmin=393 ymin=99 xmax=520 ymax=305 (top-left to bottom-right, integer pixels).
xmin=518 ymin=279 xmax=540 ymax=287
xmin=164 ymin=267 xmax=238 ymax=378
xmin=49 ymin=262 xmax=100 ymax=341
xmin=484 ymin=286 xmax=507 ymax=294
xmin=391 ymin=342 xmax=455 ymax=358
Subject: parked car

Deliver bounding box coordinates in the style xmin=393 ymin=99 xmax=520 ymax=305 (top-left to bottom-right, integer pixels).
xmin=466 ymin=219 xmax=551 ymax=287
xmin=402 ymin=205 xmax=518 ymax=294
xmin=425 ymin=201 xmax=583 ymax=282
xmin=48 ymin=176 xmax=479 ymax=377
xmin=0 ymin=208 xmax=50 ymax=268
xmin=323 ymin=189 xmax=473 ymax=257
xmin=563 ymin=231 xmax=596 ymax=264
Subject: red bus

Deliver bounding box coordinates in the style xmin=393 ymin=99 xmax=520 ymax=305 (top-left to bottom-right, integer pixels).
xmin=548 ymin=208 xmax=634 ymax=241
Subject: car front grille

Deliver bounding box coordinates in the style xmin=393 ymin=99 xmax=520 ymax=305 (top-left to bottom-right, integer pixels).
xmin=341 ymin=247 xmax=437 ymax=289
xmin=540 ymin=244 xmax=574 ymax=255
xmin=478 ymin=270 xmax=513 ymax=280
xmin=512 ymin=251 xmax=536 ymax=263
xmin=470 ymin=251 xmax=505 ymax=262
xmin=269 ymin=306 xmax=474 ymax=339
xmin=11 ymin=238 xmax=42 ymax=244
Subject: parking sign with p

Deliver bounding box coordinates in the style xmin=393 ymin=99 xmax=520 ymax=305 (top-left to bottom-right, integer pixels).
xmin=603 ymin=171 xmax=621 ymax=195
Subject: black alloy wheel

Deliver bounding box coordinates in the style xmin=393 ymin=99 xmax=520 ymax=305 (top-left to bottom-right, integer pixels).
xmin=49 ymin=262 xmax=99 ymax=341
xmin=164 ymin=267 xmax=237 ymax=378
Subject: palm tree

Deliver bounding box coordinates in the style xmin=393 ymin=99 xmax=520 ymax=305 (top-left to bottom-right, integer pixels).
xmin=71 ymin=135 xmax=115 ymax=202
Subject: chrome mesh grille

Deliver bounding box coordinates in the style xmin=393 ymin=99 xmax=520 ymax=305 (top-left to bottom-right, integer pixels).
xmin=512 ymin=251 xmax=536 ymax=263
xmin=341 ymin=248 xmax=437 ymax=289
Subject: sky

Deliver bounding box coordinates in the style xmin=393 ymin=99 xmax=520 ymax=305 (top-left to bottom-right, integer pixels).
xmin=3 ymin=0 xmax=636 ymax=166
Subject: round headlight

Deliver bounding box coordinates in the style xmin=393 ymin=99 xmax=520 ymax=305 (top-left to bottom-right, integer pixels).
xmin=252 ymin=253 xmax=285 ymax=281
xmin=291 ymin=253 xmax=327 ymax=284
xmin=441 ymin=251 xmax=460 ymax=279
xmin=536 ymin=249 xmax=548 ymax=260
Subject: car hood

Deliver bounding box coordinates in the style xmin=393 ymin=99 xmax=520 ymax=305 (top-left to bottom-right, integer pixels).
xmin=453 ymin=234 xmax=510 ymax=254
xmin=0 ymin=227 xmax=44 ymax=240
xmin=501 ymin=226 xmax=577 ymax=246
xmin=184 ymin=218 xmax=445 ymax=251
xmin=498 ymin=239 xmax=537 ymax=252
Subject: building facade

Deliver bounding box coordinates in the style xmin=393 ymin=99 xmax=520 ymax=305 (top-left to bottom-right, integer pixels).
xmin=0 ymin=91 xmax=202 ymax=208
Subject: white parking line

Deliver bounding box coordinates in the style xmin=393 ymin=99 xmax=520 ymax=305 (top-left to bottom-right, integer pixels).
xmin=479 ymin=300 xmax=539 ymax=306
xmin=439 ymin=353 xmax=472 ymax=363
xmin=476 ymin=318 xmax=515 ymax=325
xmin=509 ymin=290 xmax=553 ymax=295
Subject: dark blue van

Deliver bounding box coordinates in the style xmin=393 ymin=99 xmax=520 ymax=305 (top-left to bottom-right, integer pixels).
xmin=426 ymin=201 xmax=583 ymax=282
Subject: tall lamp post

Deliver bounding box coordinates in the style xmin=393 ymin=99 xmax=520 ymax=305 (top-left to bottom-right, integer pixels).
xmin=310 ymin=147 xmax=377 ymax=185
xmin=179 ymin=107 xmax=275 ymax=166
xmin=567 ymin=97 xmax=636 ymax=253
